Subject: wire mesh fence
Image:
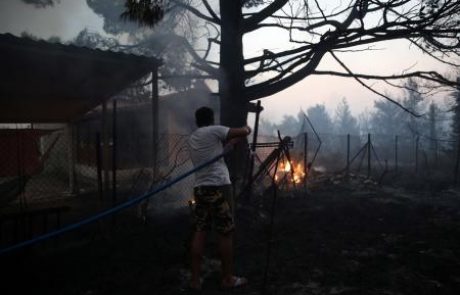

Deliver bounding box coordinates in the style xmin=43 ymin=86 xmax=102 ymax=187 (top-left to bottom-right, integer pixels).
xmin=1 ymin=127 xmax=459 ymax=208
xmin=256 ymin=131 xmax=458 ymax=187
xmin=0 ymin=128 xmax=73 ymax=207
xmin=1 ymin=123 xmax=460 ymax=249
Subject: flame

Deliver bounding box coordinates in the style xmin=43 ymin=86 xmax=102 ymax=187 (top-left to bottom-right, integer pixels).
xmin=274 ymin=160 xmax=307 ymax=184
xmin=284 ymin=161 xmax=291 ymax=172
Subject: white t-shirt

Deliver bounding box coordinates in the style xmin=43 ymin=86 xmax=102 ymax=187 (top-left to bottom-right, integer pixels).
xmin=188 ymin=125 xmax=231 ymax=187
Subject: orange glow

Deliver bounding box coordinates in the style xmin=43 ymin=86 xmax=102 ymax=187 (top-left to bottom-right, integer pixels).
xmin=284 ymin=161 xmax=291 ymax=172
xmin=275 ymin=159 xmax=307 ymax=184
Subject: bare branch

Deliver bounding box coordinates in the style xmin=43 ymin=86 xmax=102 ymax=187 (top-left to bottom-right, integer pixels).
xmin=168 ymin=34 xmax=219 ymax=77
xmin=311 ymin=69 xmax=457 ymax=88
xmin=407 ymin=39 xmax=460 ymax=67
xmin=313 ymin=0 xmax=327 ymax=21
xmin=160 ymin=74 xmax=214 ymax=79
xmin=245 ymin=49 xmax=328 ymax=101
xmin=243 ymin=0 xmax=290 ymax=33
xmin=328 ymin=50 xmax=422 ymax=117
xmin=202 ymin=0 xmax=220 ymax=23
xmin=170 ymin=0 xmax=219 ymax=24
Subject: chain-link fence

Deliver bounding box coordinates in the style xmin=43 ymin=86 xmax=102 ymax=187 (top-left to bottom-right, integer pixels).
xmin=1 ymin=121 xmax=459 ymax=249
xmin=1 ymin=127 xmax=458 ymax=207
xmin=0 ymin=128 xmax=73 ymax=207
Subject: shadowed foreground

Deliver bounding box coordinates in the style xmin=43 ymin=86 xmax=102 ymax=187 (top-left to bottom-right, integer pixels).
xmin=3 ymin=185 xmax=460 ymax=295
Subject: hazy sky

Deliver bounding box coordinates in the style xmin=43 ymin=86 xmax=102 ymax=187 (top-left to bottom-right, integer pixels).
xmin=0 ymin=0 xmax=455 ymax=124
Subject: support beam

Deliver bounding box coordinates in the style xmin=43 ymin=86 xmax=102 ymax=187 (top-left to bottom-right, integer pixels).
xmin=102 ymin=101 xmax=109 ymax=200
xmin=67 ymin=123 xmax=76 ymax=195
xmin=151 ymin=71 xmax=159 ymax=183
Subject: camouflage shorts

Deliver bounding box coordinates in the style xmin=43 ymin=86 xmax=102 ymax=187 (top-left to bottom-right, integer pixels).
xmin=192 ymin=185 xmax=234 ymax=234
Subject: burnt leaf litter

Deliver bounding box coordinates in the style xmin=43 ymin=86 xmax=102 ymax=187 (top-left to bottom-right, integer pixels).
xmin=3 ymin=174 xmax=460 ymax=295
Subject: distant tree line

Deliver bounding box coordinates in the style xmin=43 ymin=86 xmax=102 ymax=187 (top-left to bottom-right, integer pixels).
xmin=259 ymin=78 xmax=458 ymax=150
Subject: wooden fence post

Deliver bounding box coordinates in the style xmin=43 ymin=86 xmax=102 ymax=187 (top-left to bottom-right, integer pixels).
xmin=246 ymin=100 xmax=262 ymax=198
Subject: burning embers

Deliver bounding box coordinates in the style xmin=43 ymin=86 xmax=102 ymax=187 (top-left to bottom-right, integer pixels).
xmin=274 ymin=159 xmax=306 ymax=185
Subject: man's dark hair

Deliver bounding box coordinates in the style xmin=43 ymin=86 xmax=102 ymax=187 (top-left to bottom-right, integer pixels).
xmin=195 ymin=107 xmax=214 ymax=127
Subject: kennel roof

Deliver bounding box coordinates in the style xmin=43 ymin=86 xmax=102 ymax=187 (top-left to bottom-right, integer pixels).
xmin=0 ymin=33 xmax=161 ymax=123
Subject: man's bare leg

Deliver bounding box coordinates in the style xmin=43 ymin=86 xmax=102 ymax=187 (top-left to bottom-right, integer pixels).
xmin=218 ymin=232 xmax=234 ymax=283
xmin=190 ymin=231 xmax=206 ymax=289
xmin=219 ymin=232 xmax=248 ymax=288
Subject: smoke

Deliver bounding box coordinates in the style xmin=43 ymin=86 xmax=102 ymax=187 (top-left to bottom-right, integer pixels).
xmin=1 ymin=0 xmax=105 ymax=42
xmin=86 ymin=0 xmax=140 ymax=35
xmin=21 ymin=0 xmax=58 ymax=8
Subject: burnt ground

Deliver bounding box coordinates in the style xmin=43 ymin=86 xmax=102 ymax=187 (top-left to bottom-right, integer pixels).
xmin=3 ymin=183 xmax=460 ymax=295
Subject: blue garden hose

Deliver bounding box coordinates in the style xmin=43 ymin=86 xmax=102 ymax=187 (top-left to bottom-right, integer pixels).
xmin=0 ymin=149 xmax=230 ymax=255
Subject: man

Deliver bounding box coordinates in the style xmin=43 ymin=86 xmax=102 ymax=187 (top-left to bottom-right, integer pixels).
xmin=188 ymin=106 xmax=251 ymax=292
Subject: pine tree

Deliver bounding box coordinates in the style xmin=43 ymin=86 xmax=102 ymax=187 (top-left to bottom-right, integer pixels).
xmin=452 ymin=77 xmax=460 ymax=182
xmin=334 ymin=98 xmax=359 ymax=136
xmin=306 ymin=104 xmax=334 ymax=135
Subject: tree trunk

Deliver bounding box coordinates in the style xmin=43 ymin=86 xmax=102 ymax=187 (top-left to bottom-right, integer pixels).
xmin=219 ymin=0 xmax=249 ymax=186
xmin=221 ymin=97 xmax=250 ymax=187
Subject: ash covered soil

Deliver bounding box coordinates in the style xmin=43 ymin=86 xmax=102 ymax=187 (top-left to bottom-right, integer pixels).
xmin=4 ymin=184 xmax=460 ymax=295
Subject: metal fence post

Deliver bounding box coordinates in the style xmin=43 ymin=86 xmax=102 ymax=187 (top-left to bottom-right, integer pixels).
xmin=75 ymin=125 xmax=80 ymax=193
xmin=96 ymin=132 xmax=103 ymax=201
xmin=434 ymin=139 xmax=439 ymax=168
xmin=102 ymin=102 xmax=109 ymax=200
xmin=67 ymin=123 xmax=76 ymax=195
xmin=112 ymin=99 xmax=117 ymax=205
xmin=454 ymin=139 xmax=460 ymax=185
xmin=367 ymin=133 xmax=371 ymax=178
xmin=415 ymin=136 xmax=419 ymax=174
xmin=395 ymin=135 xmax=398 ymax=173
xmin=151 ymin=70 xmax=159 ymax=184
xmin=304 ymin=132 xmax=308 ymax=192
xmin=346 ymin=134 xmax=350 ymax=178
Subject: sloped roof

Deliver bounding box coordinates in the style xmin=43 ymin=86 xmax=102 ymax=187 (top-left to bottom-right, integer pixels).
xmin=0 ymin=33 xmax=161 ymax=123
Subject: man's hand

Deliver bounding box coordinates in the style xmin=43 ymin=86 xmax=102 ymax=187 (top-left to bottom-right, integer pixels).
xmin=244 ymin=126 xmax=252 ymax=135
xmin=224 ymin=126 xmax=251 ymax=151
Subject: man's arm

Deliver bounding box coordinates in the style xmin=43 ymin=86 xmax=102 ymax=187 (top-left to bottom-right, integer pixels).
xmin=226 ymin=126 xmax=251 ymax=141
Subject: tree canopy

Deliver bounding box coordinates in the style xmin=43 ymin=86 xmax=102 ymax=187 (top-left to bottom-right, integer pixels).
xmin=21 ymin=0 xmax=460 ymax=122
xmin=122 ymin=0 xmax=459 ymax=110
xmin=307 ymin=104 xmax=334 ymax=134
xmin=335 ymin=98 xmax=360 ymax=135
